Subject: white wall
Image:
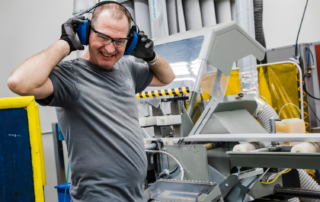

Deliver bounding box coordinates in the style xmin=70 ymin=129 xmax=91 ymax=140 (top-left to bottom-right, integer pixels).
xmin=1 ymin=0 xmax=320 ymax=201
xmin=0 ymin=0 xmax=78 ymax=132
xmin=264 ymin=0 xmax=320 ymax=49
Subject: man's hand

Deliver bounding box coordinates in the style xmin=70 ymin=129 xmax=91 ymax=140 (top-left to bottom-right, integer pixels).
xmin=60 ymin=16 xmax=85 ymax=53
xmin=130 ymin=29 xmax=155 ymax=61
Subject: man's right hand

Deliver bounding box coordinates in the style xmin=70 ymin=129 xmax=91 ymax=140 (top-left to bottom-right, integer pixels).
xmin=60 ymin=16 xmax=85 ymax=53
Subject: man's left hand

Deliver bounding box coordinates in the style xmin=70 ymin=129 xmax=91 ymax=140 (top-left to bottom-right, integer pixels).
xmin=130 ymin=30 xmax=155 ymax=62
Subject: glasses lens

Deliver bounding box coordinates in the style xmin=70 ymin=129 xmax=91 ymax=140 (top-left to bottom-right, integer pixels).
xmin=114 ymin=39 xmax=127 ymax=47
xmin=96 ymin=33 xmax=112 ymax=45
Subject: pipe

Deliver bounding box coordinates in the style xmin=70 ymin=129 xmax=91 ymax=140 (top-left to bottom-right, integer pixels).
xmin=215 ymin=0 xmax=232 ymax=23
xmin=254 ymin=100 xmax=279 ymax=133
xmin=176 ymin=0 xmax=186 ymax=32
xmin=253 ymin=0 xmax=267 ymax=63
xmin=122 ymin=1 xmax=135 ymax=22
xmin=133 ymin=0 xmax=152 ymax=38
xmin=166 ymin=0 xmax=179 ymax=35
xmin=148 ymin=0 xmax=169 ymax=39
xmin=298 ymin=169 xmax=320 ymax=202
xmin=236 ymin=0 xmax=258 ymax=96
xmin=275 ymin=187 xmax=320 ymax=199
xmin=184 ymin=133 xmax=320 ymax=142
xmin=200 ymin=0 xmax=217 ymax=27
xmin=145 ymin=143 xmax=157 ymax=150
xmin=183 ymin=0 xmax=202 ymax=31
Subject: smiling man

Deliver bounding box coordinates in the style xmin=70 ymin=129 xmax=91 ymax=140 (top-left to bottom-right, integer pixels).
xmin=7 ymin=2 xmax=174 ymax=202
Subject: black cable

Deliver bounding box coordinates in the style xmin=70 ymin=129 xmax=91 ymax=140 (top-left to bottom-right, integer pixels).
xmin=294 ymin=0 xmax=309 ymax=59
xmin=303 ymin=74 xmax=320 ymax=100
xmin=308 ymin=102 xmax=320 ymax=123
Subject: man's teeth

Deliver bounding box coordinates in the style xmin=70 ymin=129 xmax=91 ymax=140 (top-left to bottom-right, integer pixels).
xmin=102 ymin=52 xmax=113 ymax=57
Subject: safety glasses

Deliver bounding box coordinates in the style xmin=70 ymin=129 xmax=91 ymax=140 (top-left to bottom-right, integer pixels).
xmin=91 ymin=26 xmax=128 ymax=48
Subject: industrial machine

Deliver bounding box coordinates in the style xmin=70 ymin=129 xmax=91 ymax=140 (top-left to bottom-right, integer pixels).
xmin=50 ymin=20 xmax=320 ymax=202
xmin=136 ymin=22 xmax=320 ymax=201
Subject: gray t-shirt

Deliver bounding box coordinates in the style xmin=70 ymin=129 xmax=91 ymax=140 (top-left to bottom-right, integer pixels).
xmin=37 ymin=57 xmax=153 ymax=202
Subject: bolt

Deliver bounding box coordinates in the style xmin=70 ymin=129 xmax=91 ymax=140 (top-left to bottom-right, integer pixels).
xmin=226 ymin=183 xmax=228 ymax=187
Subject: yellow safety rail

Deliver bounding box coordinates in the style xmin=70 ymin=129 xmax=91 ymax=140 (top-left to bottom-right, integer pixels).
xmin=136 ymin=86 xmax=190 ymax=99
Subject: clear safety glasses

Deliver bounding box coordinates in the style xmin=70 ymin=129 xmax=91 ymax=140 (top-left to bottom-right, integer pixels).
xmin=91 ymin=26 xmax=128 ymax=48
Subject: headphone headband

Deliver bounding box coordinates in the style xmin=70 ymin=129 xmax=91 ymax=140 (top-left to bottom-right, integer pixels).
xmin=78 ymin=1 xmax=139 ymax=31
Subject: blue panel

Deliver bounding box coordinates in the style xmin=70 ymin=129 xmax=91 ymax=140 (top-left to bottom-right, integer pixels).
xmin=56 ymin=124 xmax=64 ymax=141
xmin=154 ymin=36 xmax=204 ymax=64
xmin=0 ymin=108 xmax=35 ymax=201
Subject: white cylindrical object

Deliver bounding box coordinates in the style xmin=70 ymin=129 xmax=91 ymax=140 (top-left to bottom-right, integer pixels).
xmin=134 ymin=0 xmax=152 ymax=38
xmin=183 ymin=0 xmax=203 ymax=31
xmin=230 ymin=0 xmax=236 ymax=21
xmin=166 ymin=0 xmax=179 ymax=34
xmin=148 ymin=0 xmax=169 ymax=39
xmin=236 ymin=0 xmax=258 ymax=95
xmin=291 ymin=142 xmax=320 ymax=153
xmin=215 ymin=0 xmax=232 ymax=23
xmin=298 ymin=169 xmax=320 ymax=202
xmin=233 ymin=143 xmax=257 ymax=152
xmin=176 ymin=0 xmax=186 ymax=32
xmin=200 ymin=0 xmax=216 ymax=27
xmin=122 ymin=1 xmax=135 ymax=22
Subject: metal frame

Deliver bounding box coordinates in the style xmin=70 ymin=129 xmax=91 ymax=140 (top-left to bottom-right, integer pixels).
xmin=256 ymin=61 xmax=304 ymax=119
xmin=0 ymin=96 xmax=46 ymax=202
xmin=52 ymin=123 xmax=67 ymax=185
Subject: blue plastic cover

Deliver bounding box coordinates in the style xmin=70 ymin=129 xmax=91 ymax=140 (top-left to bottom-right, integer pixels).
xmin=124 ymin=31 xmax=138 ymax=55
xmin=77 ymin=19 xmax=88 ymax=45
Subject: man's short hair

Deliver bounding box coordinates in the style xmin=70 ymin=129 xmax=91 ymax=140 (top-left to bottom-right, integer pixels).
xmin=91 ymin=3 xmax=131 ymax=33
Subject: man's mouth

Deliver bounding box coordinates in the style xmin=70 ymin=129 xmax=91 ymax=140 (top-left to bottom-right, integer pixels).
xmin=101 ymin=52 xmax=115 ymax=58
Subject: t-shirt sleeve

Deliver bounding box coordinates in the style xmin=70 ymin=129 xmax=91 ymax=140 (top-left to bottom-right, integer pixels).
xmin=36 ymin=61 xmax=80 ymax=108
xmin=125 ymin=58 xmax=154 ymax=93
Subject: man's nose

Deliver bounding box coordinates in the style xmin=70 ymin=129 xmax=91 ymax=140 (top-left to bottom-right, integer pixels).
xmin=104 ymin=42 xmax=115 ymax=53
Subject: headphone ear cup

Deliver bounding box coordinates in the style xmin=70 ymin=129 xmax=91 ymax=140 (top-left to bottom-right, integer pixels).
xmin=85 ymin=20 xmax=91 ymax=45
xmin=77 ymin=18 xmax=91 ymax=45
xmin=124 ymin=29 xmax=138 ymax=55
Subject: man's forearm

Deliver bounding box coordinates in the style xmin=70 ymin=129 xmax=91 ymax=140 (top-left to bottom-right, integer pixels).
xmin=148 ymin=55 xmax=175 ymax=85
xmin=8 ymin=40 xmax=69 ymax=94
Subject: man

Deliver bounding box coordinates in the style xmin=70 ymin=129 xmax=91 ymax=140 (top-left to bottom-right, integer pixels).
xmin=7 ymin=3 xmax=175 ymax=202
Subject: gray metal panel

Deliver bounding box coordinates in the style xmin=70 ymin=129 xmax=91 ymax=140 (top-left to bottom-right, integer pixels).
xmin=248 ymin=174 xmax=283 ymax=199
xmin=200 ymin=115 xmax=230 ymax=134
xmin=227 ymin=146 xmax=320 ymax=169
xmin=208 ymin=109 xmax=267 ymax=134
xmin=309 ymin=42 xmax=320 ymax=127
xmin=165 ymin=145 xmax=210 ymax=181
xmin=153 ymin=21 xmax=266 ymax=76
xmin=189 ymin=94 xmax=264 ymax=136
xmin=206 ymin=143 xmax=237 ymax=178
xmin=208 ymin=28 xmax=265 ymax=76
xmin=266 ymin=45 xmax=295 ymax=63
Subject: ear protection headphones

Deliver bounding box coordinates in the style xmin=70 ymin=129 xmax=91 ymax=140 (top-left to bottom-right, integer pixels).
xmin=76 ymin=1 xmax=139 ymax=55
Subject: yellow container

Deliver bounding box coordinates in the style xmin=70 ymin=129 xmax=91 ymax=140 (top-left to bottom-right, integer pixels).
xmin=275 ymin=118 xmax=306 ymax=133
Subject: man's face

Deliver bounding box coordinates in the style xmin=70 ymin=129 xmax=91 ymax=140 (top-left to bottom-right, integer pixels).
xmin=86 ymin=10 xmax=129 ymax=70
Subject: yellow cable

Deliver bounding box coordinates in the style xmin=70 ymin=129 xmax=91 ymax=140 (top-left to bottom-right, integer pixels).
xmin=296 ymin=76 xmax=310 ymax=131
xmin=260 ymin=169 xmax=292 ymax=185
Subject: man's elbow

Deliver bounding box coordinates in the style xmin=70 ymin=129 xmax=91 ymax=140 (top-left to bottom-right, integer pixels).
xmin=7 ymin=77 xmax=30 ymax=95
xmin=164 ymin=73 xmax=175 ymax=85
